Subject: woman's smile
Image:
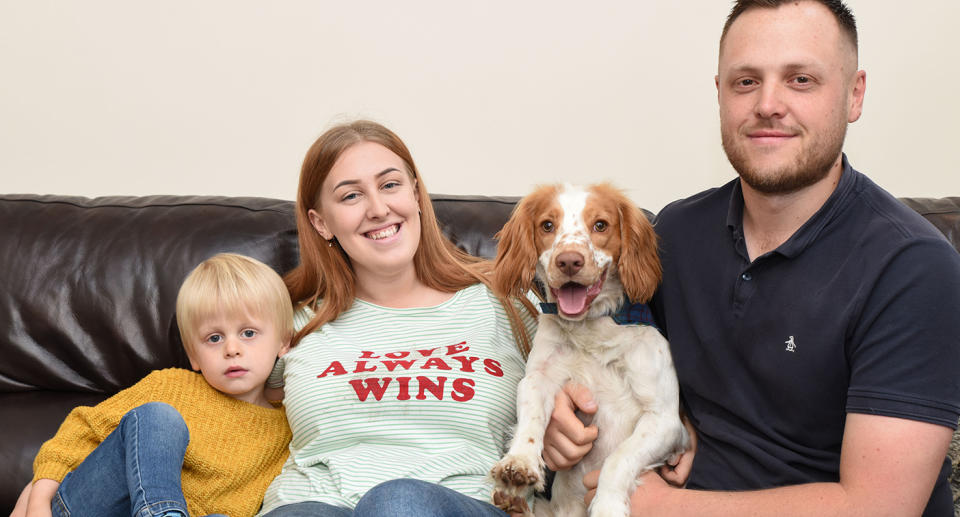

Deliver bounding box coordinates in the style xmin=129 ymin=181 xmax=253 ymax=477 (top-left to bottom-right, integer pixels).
xmin=309 ymin=141 xmax=423 ymax=281
xmin=365 ymin=223 xmax=401 ymax=241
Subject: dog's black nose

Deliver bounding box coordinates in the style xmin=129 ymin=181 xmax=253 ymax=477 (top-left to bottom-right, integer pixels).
xmin=556 ymin=251 xmax=584 ymax=276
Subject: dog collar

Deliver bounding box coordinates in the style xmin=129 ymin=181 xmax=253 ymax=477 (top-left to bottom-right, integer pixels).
xmin=539 ymin=299 xmax=661 ymax=332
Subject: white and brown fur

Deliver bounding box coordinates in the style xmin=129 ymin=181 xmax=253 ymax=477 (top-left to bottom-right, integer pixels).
xmin=489 ymin=183 xmax=688 ymax=517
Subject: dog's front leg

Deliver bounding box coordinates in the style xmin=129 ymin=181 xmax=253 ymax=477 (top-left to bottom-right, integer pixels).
xmin=491 ymin=329 xmax=568 ymax=515
xmin=587 ymin=409 xmax=686 ymax=517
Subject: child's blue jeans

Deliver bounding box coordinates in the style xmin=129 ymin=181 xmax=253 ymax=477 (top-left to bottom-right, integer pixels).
xmin=260 ymin=478 xmax=508 ymax=517
xmin=50 ymin=402 xmax=225 ymax=517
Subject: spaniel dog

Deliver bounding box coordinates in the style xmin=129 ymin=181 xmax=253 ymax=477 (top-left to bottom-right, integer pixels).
xmin=490 ymin=183 xmax=688 ymax=517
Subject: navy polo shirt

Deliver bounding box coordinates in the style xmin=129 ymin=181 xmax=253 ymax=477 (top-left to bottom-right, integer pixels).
xmin=651 ymin=156 xmax=960 ymax=515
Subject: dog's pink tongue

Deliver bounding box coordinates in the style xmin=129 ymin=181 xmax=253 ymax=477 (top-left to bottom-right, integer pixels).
xmin=557 ymin=283 xmax=588 ymax=315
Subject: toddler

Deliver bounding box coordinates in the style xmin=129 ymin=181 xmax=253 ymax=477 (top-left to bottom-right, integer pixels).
xmin=19 ymin=253 xmax=293 ymax=517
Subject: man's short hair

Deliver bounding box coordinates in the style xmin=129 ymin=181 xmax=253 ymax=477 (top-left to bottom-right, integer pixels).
xmin=176 ymin=253 xmax=294 ymax=355
xmin=720 ymin=0 xmax=858 ymax=52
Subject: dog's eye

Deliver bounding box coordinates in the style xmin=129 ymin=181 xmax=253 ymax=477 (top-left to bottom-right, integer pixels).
xmin=593 ymin=220 xmax=608 ymax=232
xmin=540 ymin=220 xmax=554 ymax=233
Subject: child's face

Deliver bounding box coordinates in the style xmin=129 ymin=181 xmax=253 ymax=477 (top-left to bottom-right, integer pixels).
xmin=187 ymin=310 xmax=290 ymax=408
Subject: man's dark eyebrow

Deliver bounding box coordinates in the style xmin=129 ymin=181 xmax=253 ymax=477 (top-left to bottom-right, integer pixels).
xmin=332 ymin=168 xmax=401 ymax=191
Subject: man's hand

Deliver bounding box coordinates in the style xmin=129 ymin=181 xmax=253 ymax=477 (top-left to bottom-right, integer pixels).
xmin=659 ymin=413 xmax=697 ymax=487
xmin=542 ymin=383 xmax=598 ymax=471
xmin=584 ymin=469 xmax=675 ymax=516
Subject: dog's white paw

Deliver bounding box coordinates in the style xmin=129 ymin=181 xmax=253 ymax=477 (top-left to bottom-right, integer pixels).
xmin=587 ymin=492 xmax=630 ymax=517
xmin=490 ymin=453 xmax=544 ymax=515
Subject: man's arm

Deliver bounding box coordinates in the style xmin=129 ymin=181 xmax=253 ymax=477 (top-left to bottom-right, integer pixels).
xmin=584 ymin=413 xmax=951 ymax=517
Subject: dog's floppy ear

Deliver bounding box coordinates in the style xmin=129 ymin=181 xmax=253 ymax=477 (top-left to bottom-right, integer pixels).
xmin=493 ymin=188 xmax=549 ymax=298
xmin=617 ymin=197 xmax=662 ymax=303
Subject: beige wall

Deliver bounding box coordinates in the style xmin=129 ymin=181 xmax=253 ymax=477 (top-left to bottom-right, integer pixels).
xmin=2 ymin=1 xmax=957 ymax=212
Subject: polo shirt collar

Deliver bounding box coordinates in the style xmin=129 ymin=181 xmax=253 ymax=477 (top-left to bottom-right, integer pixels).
xmin=726 ymin=154 xmax=859 ymax=259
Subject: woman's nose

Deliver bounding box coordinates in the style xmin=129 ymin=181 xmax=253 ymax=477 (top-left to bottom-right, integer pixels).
xmin=366 ymin=192 xmax=390 ymax=219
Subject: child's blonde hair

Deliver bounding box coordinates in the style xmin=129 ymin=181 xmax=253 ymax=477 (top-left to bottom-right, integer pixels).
xmin=176 ymin=253 xmax=294 ymax=355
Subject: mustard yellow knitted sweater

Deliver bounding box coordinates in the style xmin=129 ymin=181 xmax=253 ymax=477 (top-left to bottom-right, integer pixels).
xmin=33 ymin=368 xmax=291 ymax=517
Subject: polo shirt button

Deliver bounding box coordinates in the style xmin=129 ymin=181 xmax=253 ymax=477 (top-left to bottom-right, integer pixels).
xmin=741 ymin=272 xmax=752 ymax=281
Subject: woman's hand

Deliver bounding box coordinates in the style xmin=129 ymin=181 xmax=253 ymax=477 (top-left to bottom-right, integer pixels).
xmin=24 ymin=479 xmax=59 ymax=517
xmin=10 ymin=481 xmax=31 ymax=517
xmin=541 ymin=383 xmax=599 ymax=471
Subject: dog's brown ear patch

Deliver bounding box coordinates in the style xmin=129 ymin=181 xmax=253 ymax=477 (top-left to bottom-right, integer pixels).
xmin=493 ymin=185 xmax=559 ymax=297
xmin=614 ymin=192 xmax=662 ymax=303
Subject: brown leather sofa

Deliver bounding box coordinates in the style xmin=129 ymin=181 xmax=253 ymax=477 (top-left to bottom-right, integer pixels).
xmin=1 ymin=193 xmax=959 ymax=515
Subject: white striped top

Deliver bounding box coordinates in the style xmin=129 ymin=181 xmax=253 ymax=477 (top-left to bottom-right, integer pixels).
xmin=258 ymin=283 xmax=536 ymax=514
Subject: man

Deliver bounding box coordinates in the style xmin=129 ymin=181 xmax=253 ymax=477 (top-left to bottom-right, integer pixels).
xmin=544 ymin=1 xmax=960 ymax=515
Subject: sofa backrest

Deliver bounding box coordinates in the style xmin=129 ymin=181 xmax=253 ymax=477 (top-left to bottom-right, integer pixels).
xmin=0 ymin=196 xmax=300 ymax=394
xmin=1 ymin=194 xmax=958 ymax=398
xmin=900 ymin=197 xmax=960 ymax=247
xmin=0 ymin=194 xmax=519 ymax=396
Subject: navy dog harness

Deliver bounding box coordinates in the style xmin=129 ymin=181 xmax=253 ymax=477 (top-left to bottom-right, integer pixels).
xmin=539 ymin=298 xmax=660 ymax=332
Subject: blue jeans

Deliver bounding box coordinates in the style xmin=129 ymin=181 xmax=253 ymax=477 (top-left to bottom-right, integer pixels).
xmin=51 ymin=402 xmax=224 ymax=517
xmin=261 ymin=479 xmax=508 ymax=517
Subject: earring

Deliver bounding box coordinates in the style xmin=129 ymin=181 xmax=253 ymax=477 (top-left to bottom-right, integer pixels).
xmin=328 ymin=239 xmax=335 ymax=247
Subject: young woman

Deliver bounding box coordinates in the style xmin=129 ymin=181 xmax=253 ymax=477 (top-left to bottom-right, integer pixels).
xmin=259 ymin=120 xmax=536 ymax=517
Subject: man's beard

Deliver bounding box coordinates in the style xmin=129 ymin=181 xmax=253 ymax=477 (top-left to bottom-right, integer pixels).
xmin=721 ymin=120 xmax=847 ymax=195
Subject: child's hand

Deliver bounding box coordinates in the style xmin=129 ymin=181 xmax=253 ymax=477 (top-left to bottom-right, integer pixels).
xmin=24 ymin=479 xmax=59 ymax=517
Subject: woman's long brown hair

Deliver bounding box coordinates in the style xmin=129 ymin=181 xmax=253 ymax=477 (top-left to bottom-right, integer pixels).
xmin=285 ymin=120 xmax=533 ymax=354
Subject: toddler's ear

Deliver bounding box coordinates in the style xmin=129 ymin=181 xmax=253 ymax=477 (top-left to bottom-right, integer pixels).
xmin=188 ymin=354 xmax=201 ymax=371
xmin=278 ymin=339 xmax=292 ymax=358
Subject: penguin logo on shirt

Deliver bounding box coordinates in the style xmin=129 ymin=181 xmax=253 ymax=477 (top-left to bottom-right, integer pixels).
xmin=784 ymin=336 xmax=797 ymax=353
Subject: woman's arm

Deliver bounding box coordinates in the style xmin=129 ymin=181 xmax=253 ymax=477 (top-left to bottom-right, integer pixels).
xmin=10 ymin=481 xmax=30 ymax=517
xmin=23 ymin=479 xmax=59 ymax=517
